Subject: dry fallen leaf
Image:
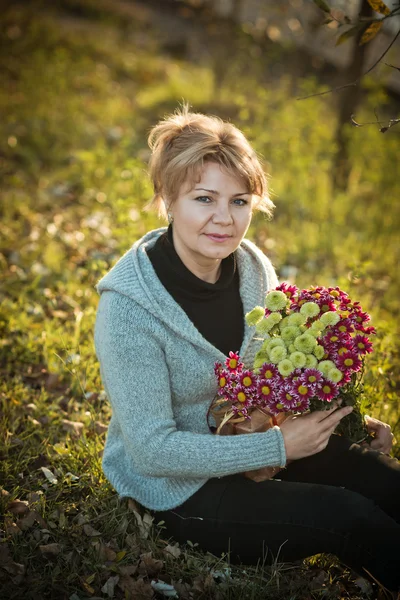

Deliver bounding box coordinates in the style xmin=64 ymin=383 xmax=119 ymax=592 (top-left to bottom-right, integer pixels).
xmin=40 ymin=466 xmax=58 ymax=485
xmin=61 ymin=419 xmax=84 ymax=437
xmin=127 ymin=499 xmax=154 ymax=539
xmin=101 ymin=575 xmax=119 ymax=597
xmin=118 ymin=564 xmax=138 ymax=577
xmin=83 ymin=523 xmax=102 ymax=537
xmin=138 ymin=552 xmax=163 ymax=578
xmin=162 ymin=544 xmax=181 ymax=559
xmin=94 ymin=421 xmax=108 ymax=434
xmin=39 ymin=543 xmax=61 ymax=557
xmin=118 ymin=575 xmax=154 ymax=599
xmin=4 ymin=517 xmax=21 ymax=537
xmin=7 ymin=500 xmax=29 ymax=515
xmin=17 ymin=510 xmax=47 ymax=530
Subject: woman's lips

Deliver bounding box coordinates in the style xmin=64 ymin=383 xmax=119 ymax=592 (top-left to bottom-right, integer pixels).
xmin=205 ymin=234 xmax=231 ymax=243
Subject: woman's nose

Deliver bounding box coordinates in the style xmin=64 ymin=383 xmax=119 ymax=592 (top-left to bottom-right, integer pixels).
xmin=212 ymin=202 xmax=233 ymax=224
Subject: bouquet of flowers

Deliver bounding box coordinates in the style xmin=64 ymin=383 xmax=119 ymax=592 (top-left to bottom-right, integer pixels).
xmin=209 ymin=283 xmax=375 ymax=482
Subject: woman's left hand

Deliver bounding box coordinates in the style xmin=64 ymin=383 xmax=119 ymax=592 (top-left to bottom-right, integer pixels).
xmin=364 ymin=415 xmax=394 ymax=454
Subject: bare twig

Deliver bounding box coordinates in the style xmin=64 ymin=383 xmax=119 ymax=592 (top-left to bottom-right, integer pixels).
xmin=296 ymin=27 xmax=400 ymax=100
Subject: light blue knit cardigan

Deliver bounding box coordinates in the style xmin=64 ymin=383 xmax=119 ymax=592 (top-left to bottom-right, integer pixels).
xmin=94 ymin=227 xmax=287 ymax=511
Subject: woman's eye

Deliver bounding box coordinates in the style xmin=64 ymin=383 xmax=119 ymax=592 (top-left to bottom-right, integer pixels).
xmin=195 ymin=196 xmax=212 ymax=203
xmin=233 ymin=198 xmax=248 ymax=206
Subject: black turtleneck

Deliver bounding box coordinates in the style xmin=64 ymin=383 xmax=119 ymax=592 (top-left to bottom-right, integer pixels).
xmin=147 ymin=225 xmax=244 ymax=357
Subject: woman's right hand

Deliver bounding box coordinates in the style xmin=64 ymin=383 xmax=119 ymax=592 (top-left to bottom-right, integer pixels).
xmin=279 ymin=404 xmax=353 ymax=461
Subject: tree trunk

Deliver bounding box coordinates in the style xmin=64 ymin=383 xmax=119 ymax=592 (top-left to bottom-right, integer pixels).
xmin=332 ymin=0 xmax=374 ymax=191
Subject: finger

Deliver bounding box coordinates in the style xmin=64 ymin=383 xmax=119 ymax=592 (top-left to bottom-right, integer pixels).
xmin=320 ymin=405 xmax=353 ymax=425
xmin=313 ymin=403 xmax=344 ymax=422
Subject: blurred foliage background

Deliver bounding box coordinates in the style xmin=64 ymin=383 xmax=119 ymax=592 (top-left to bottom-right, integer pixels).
xmin=0 ymin=0 xmax=399 ymax=596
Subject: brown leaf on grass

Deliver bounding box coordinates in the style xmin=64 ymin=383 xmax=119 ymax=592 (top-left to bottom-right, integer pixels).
xmin=45 ymin=373 xmax=60 ymax=389
xmin=162 ymin=544 xmax=181 ymax=559
xmin=26 ymin=491 xmax=43 ymax=505
xmin=1 ymin=487 xmax=10 ymax=498
xmin=193 ymin=573 xmax=215 ymax=593
xmin=94 ymin=421 xmax=108 ymax=434
xmin=95 ymin=541 xmax=117 ymax=562
xmin=127 ymin=499 xmax=154 ymax=539
xmin=173 ymin=580 xmax=191 ymax=599
xmin=118 ymin=564 xmax=138 ymax=577
xmin=101 ymin=575 xmax=119 ymax=597
xmin=7 ymin=500 xmax=29 ymax=515
xmin=310 ymin=570 xmax=327 ymax=591
xmin=39 ymin=543 xmax=61 ymax=557
xmin=83 ymin=523 xmax=102 ymax=537
xmin=138 ymin=552 xmax=163 ymax=578
xmin=61 ymin=419 xmax=84 ymax=437
xmin=2 ymin=559 xmax=25 ymax=584
xmin=118 ymin=575 xmax=154 ymax=599
xmin=4 ymin=517 xmax=22 ymax=536
xmin=17 ymin=510 xmax=47 ymax=530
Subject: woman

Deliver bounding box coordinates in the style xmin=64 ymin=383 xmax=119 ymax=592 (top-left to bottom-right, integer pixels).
xmin=94 ymin=105 xmax=400 ymax=592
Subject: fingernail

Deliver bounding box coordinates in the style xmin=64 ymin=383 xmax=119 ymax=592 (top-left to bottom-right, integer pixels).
xmin=346 ymin=407 xmax=353 ymax=413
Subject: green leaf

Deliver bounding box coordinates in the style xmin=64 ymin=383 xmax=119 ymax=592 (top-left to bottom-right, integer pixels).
xmin=313 ymin=0 xmax=332 ymax=12
xmin=335 ymin=24 xmax=365 ymax=46
xmin=366 ymin=0 xmax=390 ymax=16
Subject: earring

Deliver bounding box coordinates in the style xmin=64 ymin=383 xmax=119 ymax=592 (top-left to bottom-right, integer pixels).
xmin=167 ymin=212 xmax=174 ymax=224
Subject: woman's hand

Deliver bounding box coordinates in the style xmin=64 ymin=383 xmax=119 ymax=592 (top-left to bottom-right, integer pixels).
xmin=279 ymin=404 xmax=353 ymax=461
xmin=363 ymin=415 xmax=394 ymax=454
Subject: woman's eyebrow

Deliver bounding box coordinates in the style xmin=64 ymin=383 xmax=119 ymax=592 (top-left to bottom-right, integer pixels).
xmin=194 ymin=188 xmax=249 ymax=196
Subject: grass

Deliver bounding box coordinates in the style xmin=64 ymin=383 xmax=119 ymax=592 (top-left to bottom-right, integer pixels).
xmin=1 ymin=0 xmax=399 ymax=598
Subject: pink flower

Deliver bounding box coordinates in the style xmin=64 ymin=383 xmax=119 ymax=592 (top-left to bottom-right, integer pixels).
xmin=290 ymin=396 xmax=311 ymax=412
xmin=316 ymin=380 xmax=339 ymax=402
xmin=276 ymin=282 xmax=298 ymax=300
xmin=232 ymin=385 xmax=253 ymax=406
xmin=352 ymin=334 xmax=373 ymax=355
xmin=257 ymin=379 xmax=275 ymax=402
xmin=300 ymin=368 xmax=323 ymax=389
xmin=225 ymin=351 xmax=243 ymax=372
xmin=337 ymin=351 xmax=362 ymax=373
xmin=258 ymin=363 xmax=279 ymax=381
xmin=239 ymin=369 xmax=257 ymax=390
xmin=291 ymin=380 xmax=314 ymax=399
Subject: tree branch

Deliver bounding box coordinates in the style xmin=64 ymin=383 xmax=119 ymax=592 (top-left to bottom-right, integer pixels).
xmin=296 ymin=27 xmax=400 ymax=100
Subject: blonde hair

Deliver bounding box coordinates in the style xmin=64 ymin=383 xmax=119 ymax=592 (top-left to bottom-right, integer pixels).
xmin=146 ymin=102 xmax=274 ymax=220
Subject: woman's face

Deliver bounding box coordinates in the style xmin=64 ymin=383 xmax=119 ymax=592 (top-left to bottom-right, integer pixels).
xmin=168 ymin=161 xmax=253 ymax=277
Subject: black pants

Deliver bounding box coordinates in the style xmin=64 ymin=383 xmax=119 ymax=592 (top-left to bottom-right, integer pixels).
xmin=153 ymin=435 xmax=400 ymax=591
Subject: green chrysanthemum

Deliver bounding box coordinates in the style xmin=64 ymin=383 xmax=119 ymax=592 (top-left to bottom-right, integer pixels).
xmin=281 ymin=326 xmax=301 ymax=344
xmin=245 ymin=306 xmax=265 ymax=326
xmin=278 ymin=359 xmax=295 ymax=377
xmin=313 ymin=344 xmax=325 ymax=360
xmin=255 ymin=349 xmax=269 ymax=363
xmin=269 ymin=346 xmax=288 ymax=364
xmin=311 ymin=319 xmax=326 ymax=332
xmin=255 ymin=319 xmax=273 ymax=336
xmin=265 ymin=290 xmax=287 ymax=312
xmin=327 ymin=367 xmax=343 ymax=383
xmin=289 ymin=351 xmax=307 ymax=369
xmin=266 ymin=312 xmax=283 ymax=327
xmin=300 ymin=301 xmax=320 ymax=319
xmin=288 ymin=343 xmax=296 ymax=354
xmin=266 ymin=338 xmax=286 ymax=353
xmin=317 ymin=360 xmax=336 ymax=377
xmin=287 ymin=313 xmax=307 ymax=327
xmin=254 ymin=357 xmax=266 ymax=370
xmin=320 ymin=311 xmax=340 ymax=327
xmin=279 ymin=316 xmax=291 ymax=330
xmin=293 ymin=333 xmax=317 ymax=354
xmin=308 ymin=324 xmax=323 ymax=338
xmin=305 ymin=354 xmax=318 ymax=368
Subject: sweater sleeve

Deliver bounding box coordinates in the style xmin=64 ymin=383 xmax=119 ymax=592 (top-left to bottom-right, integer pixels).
xmin=94 ymin=291 xmax=287 ymax=479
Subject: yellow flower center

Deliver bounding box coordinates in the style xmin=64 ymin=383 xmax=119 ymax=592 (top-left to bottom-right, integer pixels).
xmin=321 ymin=305 xmax=330 ymax=312
xmin=314 ymin=293 xmax=321 ymax=298
xmin=298 ymin=385 xmax=308 ymax=396
xmin=323 ymin=385 xmax=331 ymax=393
xmin=229 ymin=359 xmax=237 ymax=369
xmin=338 ymin=347 xmax=348 ymax=356
xmin=309 ymin=376 xmax=316 ymax=383
xmin=344 ymin=358 xmax=353 ymax=367
xmin=265 ymin=370 xmax=273 ymax=379
xmin=219 ymin=377 xmax=226 ymax=387
xmin=339 ymin=326 xmax=347 ymax=332
xmin=330 ymin=336 xmax=338 ymax=342
xmin=357 ymin=342 xmax=365 ymax=349
xmin=277 ymin=402 xmax=284 ymax=409
xmin=237 ymin=392 xmax=246 ymax=403
xmin=285 ymin=393 xmax=292 ymax=401
xmin=243 ymin=376 xmax=252 ymax=387
xmin=330 ymin=290 xmax=340 ymax=298
xmin=261 ymin=385 xmax=271 ymax=395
